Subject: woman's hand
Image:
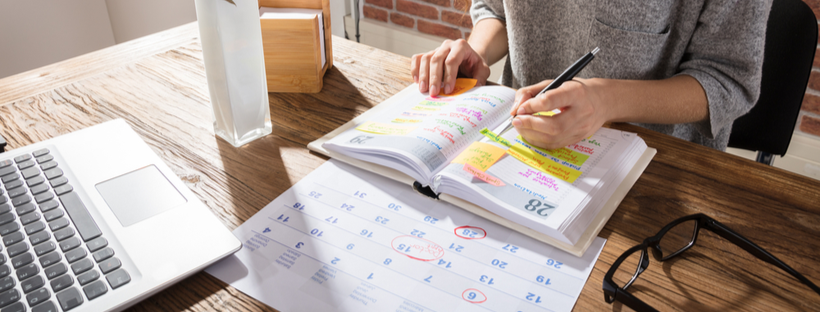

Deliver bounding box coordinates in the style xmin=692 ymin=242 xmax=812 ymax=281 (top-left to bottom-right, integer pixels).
xmin=510 ymin=78 xmax=609 ymax=150
xmin=410 ymin=39 xmax=491 ymax=97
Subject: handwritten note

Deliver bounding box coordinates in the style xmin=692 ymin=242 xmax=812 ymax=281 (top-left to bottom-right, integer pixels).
xmin=356 ymin=121 xmax=417 ymax=136
xmin=517 ymin=136 xmax=590 ymax=167
xmin=451 ymin=141 xmax=507 ymax=171
xmin=507 ymin=144 xmax=582 ymax=183
xmin=391 ymin=118 xmax=422 ymax=124
xmin=206 ymin=160 xmax=606 ymax=312
xmin=480 ymin=128 xmax=513 ymax=147
xmin=439 ymin=78 xmax=477 ymax=97
xmin=463 ymin=163 xmax=505 ymax=186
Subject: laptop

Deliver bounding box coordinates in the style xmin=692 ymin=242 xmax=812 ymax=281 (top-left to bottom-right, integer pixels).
xmin=0 ymin=119 xmax=241 ymax=311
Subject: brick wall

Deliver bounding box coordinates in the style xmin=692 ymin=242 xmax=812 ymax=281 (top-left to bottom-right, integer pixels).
xmin=363 ymin=0 xmax=472 ymax=40
xmin=803 ymin=1 xmax=820 ymax=138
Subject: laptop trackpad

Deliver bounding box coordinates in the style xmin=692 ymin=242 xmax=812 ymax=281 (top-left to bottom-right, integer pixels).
xmin=96 ymin=165 xmax=187 ymax=227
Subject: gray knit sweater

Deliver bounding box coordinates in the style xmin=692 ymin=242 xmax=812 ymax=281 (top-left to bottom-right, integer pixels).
xmin=471 ymin=0 xmax=771 ymax=150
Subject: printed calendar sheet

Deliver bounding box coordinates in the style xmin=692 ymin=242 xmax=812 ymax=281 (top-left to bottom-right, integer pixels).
xmin=206 ymin=160 xmax=605 ymax=312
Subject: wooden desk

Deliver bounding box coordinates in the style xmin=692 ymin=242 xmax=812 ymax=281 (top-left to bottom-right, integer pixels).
xmin=1 ymin=23 xmax=818 ymax=311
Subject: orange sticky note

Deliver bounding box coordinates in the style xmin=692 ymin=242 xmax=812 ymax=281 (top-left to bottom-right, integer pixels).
xmin=439 ymin=78 xmax=477 ymax=97
xmin=463 ymin=163 xmax=505 ymax=186
xmin=451 ymin=142 xmax=506 ymax=171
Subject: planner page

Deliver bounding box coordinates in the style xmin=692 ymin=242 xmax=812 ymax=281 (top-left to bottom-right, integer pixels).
xmin=206 ymin=160 xmax=605 ymax=312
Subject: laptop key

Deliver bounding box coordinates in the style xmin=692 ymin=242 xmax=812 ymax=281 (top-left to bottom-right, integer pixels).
xmin=21 ymin=275 xmax=45 ymax=294
xmin=40 ymin=161 xmax=58 ymax=171
xmin=0 ymin=222 xmax=20 ymax=236
xmin=43 ymin=209 xmax=63 ymax=222
xmin=30 ymin=183 xmax=49 ymax=195
xmin=34 ymin=241 xmax=56 ymax=257
xmin=7 ymin=242 xmax=29 ymax=259
xmin=26 ymin=175 xmax=44 ymax=187
xmin=43 ymin=168 xmax=62 ymax=180
xmin=48 ymin=218 xmax=69 ymax=232
xmin=10 ymin=194 xmax=31 ymax=207
xmin=0 ymin=160 xmax=11 ymax=168
xmin=13 ymin=155 xmax=31 ymax=163
xmin=2 ymin=301 xmax=22 ymax=312
xmin=58 ymin=192 xmax=101 ymax=242
xmin=0 ymin=166 xmax=16 ymax=177
xmin=0 ymin=212 xmax=15 ymax=226
xmin=0 ymin=288 xmax=19 ymax=308
xmin=38 ymin=200 xmax=59 ymax=213
xmin=15 ymin=263 xmax=38 ymax=281
xmin=92 ymin=248 xmax=114 ymax=263
xmin=1 ymin=174 xmax=19 ymax=184
xmin=20 ymin=167 xmax=39 ymax=179
xmin=48 ymin=176 xmax=67 ymax=188
xmin=44 ymin=263 xmax=67 ymax=280
xmin=56 ymin=286 xmax=83 ymax=311
xmin=86 ymin=237 xmax=107 ymax=252
xmin=70 ymin=259 xmax=93 ymax=275
xmin=83 ymin=280 xmax=107 ymax=301
xmin=11 ymin=252 xmax=33 ymax=269
xmin=20 ymin=211 xmax=41 ymax=225
xmin=53 ymin=227 xmax=74 ymax=242
xmin=3 ymin=231 xmax=22 ymax=247
xmin=6 ymin=187 xmax=27 ymax=199
xmin=0 ymin=265 xmax=9 ymax=279
xmin=53 ymin=184 xmax=73 ymax=196
xmin=35 ymin=155 xmax=53 ymax=164
xmin=39 ymin=252 xmax=61 ymax=269
xmin=0 ymin=204 xmax=9 ymax=215
xmin=98 ymin=257 xmax=121 ymax=274
xmin=32 ymin=149 xmax=50 ymax=158
xmin=17 ymin=160 xmax=36 ymax=171
xmin=15 ymin=203 xmax=35 ymax=216
xmin=105 ymin=268 xmax=130 ymax=289
xmin=77 ymin=270 xmax=99 ymax=286
xmin=25 ymin=221 xmax=45 ymax=235
xmin=35 ymin=192 xmax=53 ymax=204
xmin=26 ymin=287 xmax=49 ymax=307
xmin=0 ymin=197 xmax=5 ymax=206
xmin=64 ymin=248 xmax=86 ymax=264
xmin=0 ymin=276 xmax=13 ymax=292
xmin=32 ymin=300 xmax=57 ymax=312
xmin=59 ymin=237 xmax=80 ymax=252
xmin=29 ymin=230 xmax=50 ymax=246
xmin=50 ymin=274 xmax=73 ymax=293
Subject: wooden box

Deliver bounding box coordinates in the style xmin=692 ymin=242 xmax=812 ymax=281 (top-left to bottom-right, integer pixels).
xmin=259 ymin=0 xmax=332 ymax=93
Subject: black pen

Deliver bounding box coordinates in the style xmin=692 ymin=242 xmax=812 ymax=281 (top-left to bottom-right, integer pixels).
xmin=496 ymin=47 xmax=600 ymax=137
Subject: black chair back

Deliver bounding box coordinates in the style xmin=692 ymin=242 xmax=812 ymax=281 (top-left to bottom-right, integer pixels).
xmin=727 ymin=0 xmax=817 ymax=164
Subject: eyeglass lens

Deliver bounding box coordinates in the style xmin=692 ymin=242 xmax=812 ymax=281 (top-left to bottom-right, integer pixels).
xmin=658 ymin=219 xmax=697 ymax=259
xmin=613 ymin=248 xmax=644 ymax=290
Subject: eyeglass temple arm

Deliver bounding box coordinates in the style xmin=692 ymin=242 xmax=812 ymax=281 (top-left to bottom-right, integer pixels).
xmin=708 ymin=220 xmax=820 ymax=295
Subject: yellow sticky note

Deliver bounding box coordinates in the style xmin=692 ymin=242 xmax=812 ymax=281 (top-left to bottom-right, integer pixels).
xmin=517 ymin=136 xmax=590 ymax=166
xmin=356 ymin=121 xmax=417 ymax=136
xmin=439 ymin=78 xmax=477 ymax=97
xmin=411 ymin=106 xmax=441 ymax=111
xmin=507 ymin=143 xmax=582 ymax=183
xmin=532 ymin=109 xmax=561 ymax=117
xmin=480 ymin=128 xmax=513 ymax=147
xmin=391 ymin=118 xmax=422 ymax=124
xmin=451 ymin=142 xmax=507 ymax=171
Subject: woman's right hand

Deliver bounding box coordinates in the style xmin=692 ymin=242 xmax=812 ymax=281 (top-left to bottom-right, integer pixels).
xmin=410 ymin=39 xmax=491 ymax=97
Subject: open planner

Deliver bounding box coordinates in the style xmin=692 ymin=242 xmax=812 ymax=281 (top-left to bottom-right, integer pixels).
xmin=308 ymin=79 xmax=656 ymax=256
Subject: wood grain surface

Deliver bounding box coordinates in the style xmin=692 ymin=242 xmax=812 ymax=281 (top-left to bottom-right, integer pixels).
xmin=0 ymin=22 xmax=818 ymax=311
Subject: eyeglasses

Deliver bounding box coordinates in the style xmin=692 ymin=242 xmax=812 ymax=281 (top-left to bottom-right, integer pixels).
xmin=603 ymin=213 xmax=820 ymax=312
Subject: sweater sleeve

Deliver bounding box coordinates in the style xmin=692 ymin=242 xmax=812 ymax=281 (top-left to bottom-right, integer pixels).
xmin=677 ymin=0 xmax=771 ymax=139
xmin=470 ymin=0 xmax=505 ymax=25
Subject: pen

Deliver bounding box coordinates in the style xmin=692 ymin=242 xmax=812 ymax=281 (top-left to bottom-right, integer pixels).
xmin=496 ymin=47 xmax=600 ymax=137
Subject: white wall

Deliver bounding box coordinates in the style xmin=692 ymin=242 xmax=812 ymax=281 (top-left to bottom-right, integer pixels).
xmin=105 ymin=0 xmax=196 ymax=44
xmin=0 ymin=0 xmax=116 ymax=79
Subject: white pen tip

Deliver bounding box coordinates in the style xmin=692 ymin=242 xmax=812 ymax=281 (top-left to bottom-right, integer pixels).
xmin=591 ymin=47 xmax=600 ymax=55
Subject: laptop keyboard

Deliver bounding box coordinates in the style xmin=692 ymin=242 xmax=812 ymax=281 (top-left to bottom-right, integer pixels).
xmin=0 ymin=148 xmax=130 ymax=311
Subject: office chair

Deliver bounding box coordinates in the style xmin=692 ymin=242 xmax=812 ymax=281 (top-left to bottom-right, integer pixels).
xmin=727 ymin=0 xmax=818 ymax=165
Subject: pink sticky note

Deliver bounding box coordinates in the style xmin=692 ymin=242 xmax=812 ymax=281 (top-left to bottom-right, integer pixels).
xmin=463 ymin=163 xmax=505 ymax=186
